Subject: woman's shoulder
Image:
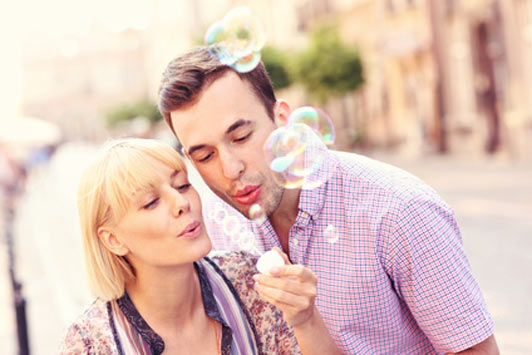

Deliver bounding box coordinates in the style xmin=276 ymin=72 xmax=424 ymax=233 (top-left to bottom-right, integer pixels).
xmin=59 ymin=299 xmax=119 ymax=354
xmin=207 ymin=250 xmax=260 ymax=275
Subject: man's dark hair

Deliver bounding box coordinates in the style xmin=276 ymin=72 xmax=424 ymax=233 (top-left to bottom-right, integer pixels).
xmin=158 ymin=46 xmax=277 ymax=136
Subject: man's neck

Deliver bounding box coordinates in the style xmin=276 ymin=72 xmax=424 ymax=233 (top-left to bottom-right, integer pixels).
xmin=270 ymin=188 xmax=301 ymax=258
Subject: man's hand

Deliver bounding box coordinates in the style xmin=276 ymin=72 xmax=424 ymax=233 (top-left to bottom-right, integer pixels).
xmin=253 ymin=247 xmax=318 ymax=328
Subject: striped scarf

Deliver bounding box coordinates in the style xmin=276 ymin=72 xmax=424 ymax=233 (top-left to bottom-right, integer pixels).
xmin=108 ymin=258 xmax=260 ymax=355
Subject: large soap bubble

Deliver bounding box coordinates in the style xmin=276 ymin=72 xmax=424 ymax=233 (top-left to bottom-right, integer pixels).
xmin=264 ymin=123 xmax=330 ymax=189
xmin=205 ymin=7 xmax=266 ymax=73
xmin=287 ymin=106 xmax=335 ymax=145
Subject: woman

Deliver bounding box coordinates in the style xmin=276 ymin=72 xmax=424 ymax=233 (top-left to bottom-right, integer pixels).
xmin=60 ymin=138 xmax=339 ymax=354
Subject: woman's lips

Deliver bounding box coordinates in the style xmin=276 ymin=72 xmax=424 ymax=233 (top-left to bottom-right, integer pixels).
xmin=234 ymin=186 xmax=261 ymax=205
xmin=178 ymin=221 xmax=202 ymax=239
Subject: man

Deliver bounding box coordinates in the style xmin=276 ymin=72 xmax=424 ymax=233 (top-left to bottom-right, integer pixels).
xmin=158 ymin=47 xmax=498 ymax=354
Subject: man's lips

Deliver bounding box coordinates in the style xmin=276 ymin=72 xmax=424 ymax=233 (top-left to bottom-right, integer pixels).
xmin=178 ymin=221 xmax=202 ymax=238
xmin=233 ymin=186 xmax=261 ymax=205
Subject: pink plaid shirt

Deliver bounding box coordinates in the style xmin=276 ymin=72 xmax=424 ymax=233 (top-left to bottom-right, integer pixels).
xmin=204 ymin=150 xmax=494 ymax=354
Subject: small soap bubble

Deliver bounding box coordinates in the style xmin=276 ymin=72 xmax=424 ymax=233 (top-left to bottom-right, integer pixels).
xmin=324 ymin=224 xmax=339 ymax=244
xmin=249 ymin=203 xmax=267 ymax=224
xmin=204 ymin=6 xmax=266 ymax=73
xmin=222 ymin=215 xmax=241 ymax=236
xmin=287 ymin=106 xmax=336 ymax=145
xmin=239 ymin=231 xmax=256 ymax=250
xmin=213 ymin=207 xmax=228 ymax=224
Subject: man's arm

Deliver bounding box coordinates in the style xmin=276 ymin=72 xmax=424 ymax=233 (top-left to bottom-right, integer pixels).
xmin=447 ymin=334 xmax=499 ymax=355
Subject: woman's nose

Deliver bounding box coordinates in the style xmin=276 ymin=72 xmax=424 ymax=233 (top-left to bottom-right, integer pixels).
xmin=167 ymin=187 xmax=190 ymax=217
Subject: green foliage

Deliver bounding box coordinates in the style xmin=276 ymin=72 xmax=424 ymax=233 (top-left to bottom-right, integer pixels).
xmin=105 ymin=99 xmax=162 ymax=127
xmin=261 ymin=46 xmax=293 ymax=90
xmin=294 ymin=25 xmax=364 ymax=103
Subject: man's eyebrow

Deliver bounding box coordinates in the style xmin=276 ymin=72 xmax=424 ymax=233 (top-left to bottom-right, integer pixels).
xmin=226 ymin=119 xmax=251 ymax=135
xmin=187 ymin=144 xmax=207 ymax=156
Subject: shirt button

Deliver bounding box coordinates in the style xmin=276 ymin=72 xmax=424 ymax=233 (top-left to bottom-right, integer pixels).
xmin=293 ymin=238 xmax=299 ymax=246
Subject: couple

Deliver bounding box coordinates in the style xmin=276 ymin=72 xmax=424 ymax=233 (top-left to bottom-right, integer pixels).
xmin=61 ymin=47 xmax=498 ymax=354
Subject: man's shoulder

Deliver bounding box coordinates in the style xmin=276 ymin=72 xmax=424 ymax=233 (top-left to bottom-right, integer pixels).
xmin=329 ymin=150 xmax=440 ymax=204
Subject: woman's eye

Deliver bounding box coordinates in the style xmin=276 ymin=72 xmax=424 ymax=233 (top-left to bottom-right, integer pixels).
xmin=143 ymin=198 xmax=159 ymax=209
xmin=176 ymin=184 xmax=191 ymax=192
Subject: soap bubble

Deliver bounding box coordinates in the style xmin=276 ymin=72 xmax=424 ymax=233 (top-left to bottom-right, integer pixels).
xmin=204 ymin=6 xmax=266 ymax=73
xmin=213 ymin=207 xmax=228 ymax=225
xmin=324 ymin=224 xmax=339 ymax=244
xmin=222 ymin=215 xmax=241 ymax=236
xmin=264 ymin=123 xmax=329 ymax=189
xmin=287 ymin=106 xmax=335 ymax=145
xmin=249 ymin=203 xmax=267 ymax=224
xmin=239 ymin=230 xmax=256 ymax=250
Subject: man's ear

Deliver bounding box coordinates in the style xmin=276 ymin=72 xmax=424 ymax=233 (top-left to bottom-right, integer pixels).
xmin=97 ymin=226 xmax=129 ymax=256
xmin=273 ymin=99 xmax=291 ymax=127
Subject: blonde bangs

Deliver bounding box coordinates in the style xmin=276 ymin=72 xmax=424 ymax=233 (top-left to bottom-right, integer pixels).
xmin=101 ymin=139 xmax=186 ymax=223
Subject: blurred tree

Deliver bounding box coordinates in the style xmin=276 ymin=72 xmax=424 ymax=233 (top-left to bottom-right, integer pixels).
xmin=261 ymin=46 xmax=293 ymax=90
xmin=105 ymin=99 xmax=162 ymax=127
xmin=294 ymin=24 xmax=364 ymax=103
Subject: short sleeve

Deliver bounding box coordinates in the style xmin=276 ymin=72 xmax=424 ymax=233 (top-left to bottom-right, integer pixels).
xmin=386 ymin=196 xmax=494 ymax=353
xmin=59 ymin=324 xmax=90 ymax=355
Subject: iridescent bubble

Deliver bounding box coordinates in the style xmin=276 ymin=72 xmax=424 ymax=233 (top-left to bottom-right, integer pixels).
xmin=204 ymin=6 xmax=266 ymax=73
xmin=249 ymin=203 xmax=267 ymax=224
xmin=205 ymin=22 xmax=237 ymax=66
xmin=222 ymin=215 xmax=241 ymax=236
xmin=230 ymin=50 xmax=262 ymax=73
xmin=270 ymin=155 xmax=295 ymax=173
xmin=287 ymin=106 xmax=336 ymax=145
xmin=324 ymin=224 xmax=339 ymax=244
xmin=264 ymin=123 xmax=328 ymax=189
xmin=213 ymin=207 xmax=228 ymax=224
xmin=223 ymin=7 xmax=265 ymax=53
xmin=239 ymin=231 xmax=256 ymax=250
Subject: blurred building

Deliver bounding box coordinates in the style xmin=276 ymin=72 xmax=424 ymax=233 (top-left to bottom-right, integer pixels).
xmin=301 ymin=0 xmax=532 ymax=157
xmin=20 ymin=28 xmax=148 ymax=141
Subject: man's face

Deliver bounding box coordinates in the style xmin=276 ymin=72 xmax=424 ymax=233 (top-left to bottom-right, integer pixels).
xmin=170 ymin=71 xmax=287 ymax=219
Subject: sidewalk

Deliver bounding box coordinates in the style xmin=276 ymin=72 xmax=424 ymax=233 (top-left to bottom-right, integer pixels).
xmin=0 ymin=201 xmax=16 ymax=354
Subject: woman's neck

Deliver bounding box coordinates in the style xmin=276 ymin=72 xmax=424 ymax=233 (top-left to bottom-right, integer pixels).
xmin=125 ymin=262 xmax=204 ymax=329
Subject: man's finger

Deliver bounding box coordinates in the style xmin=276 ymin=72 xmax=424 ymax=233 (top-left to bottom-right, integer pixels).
xmin=253 ymin=273 xmax=317 ymax=298
xmin=269 ymin=264 xmax=318 ymax=283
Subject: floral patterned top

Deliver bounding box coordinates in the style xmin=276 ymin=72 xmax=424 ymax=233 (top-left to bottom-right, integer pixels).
xmin=59 ymin=251 xmax=300 ymax=354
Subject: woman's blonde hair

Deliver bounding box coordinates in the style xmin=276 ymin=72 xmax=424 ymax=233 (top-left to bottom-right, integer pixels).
xmin=77 ymin=138 xmax=186 ymax=301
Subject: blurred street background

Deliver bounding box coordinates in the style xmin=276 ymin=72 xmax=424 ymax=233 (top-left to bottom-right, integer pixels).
xmin=1 ymin=0 xmax=531 ymax=354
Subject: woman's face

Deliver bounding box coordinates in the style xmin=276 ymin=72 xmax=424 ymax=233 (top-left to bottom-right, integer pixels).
xmin=111 ymin=158 xmax=211 ymax=270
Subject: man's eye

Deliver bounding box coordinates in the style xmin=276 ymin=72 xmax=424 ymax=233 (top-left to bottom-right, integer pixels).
xmin=143 ymin=198 xmax=159 ymax=209
xmin=234 ymin=132 xmax=251 ymax=143
xmin=197 ymin=152 xmax=213 ymax=163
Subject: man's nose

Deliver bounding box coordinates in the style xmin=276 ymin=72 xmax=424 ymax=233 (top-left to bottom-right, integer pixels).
xmin=219 ymin=147 xmax=244 ymax=180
